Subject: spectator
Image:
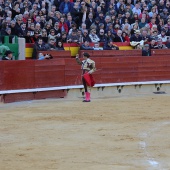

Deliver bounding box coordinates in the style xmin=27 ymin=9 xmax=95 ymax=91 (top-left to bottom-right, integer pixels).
xmin=151 ymin=31 xmax=159 ymax=42
xmin=166 ymin=37 xmax=170 ymax=48
xmin=48 ymin=29 xmax=57 ymax=43
xmin=150 ymin=39 xmax=158 ymax=49
xmin=97 ymin=29 xmax=106 ymax=42
xmin=103 ymin=41 xmax=119 ymax=50
xmin=59 ymin=32 xmax=67 ymax=43
xmin=105 ymin=30 xmax=115 ymax=42
xmin=142 ymin=44 xmax=151 ymax=56
xmin=122 ymin=32 xmax=130 ymax=42
xmin=82 ymin=29 xmax=91 ymax=42
xmin=56 ymin=41 xmax=65 ymax=50
xmin=59 ymin=16 xmax=68 ymax=33
xmin=2 ymin=50 xmax=13 ymax=60
xmin=141 ymin=30 xmax=151 ymax=43
xmin=157 ymin=38 xmax=167 ymax=49
xmin=158 ymin=29 xmax=168 ymax=42
xmin=93 ymin=42 xmax=103 ymax=50
xmin=89 ymin=28 xmax=100 ymax=43
xmin=130 ymin=30 xmax=142 ymax=42
xmin=114 ymin=30 xmax=125 ymax=42
xmin=59 ymin=0 xmax=73 ymax=15
xmin=45 ymin=38 xmax=58 ymax=51
xmin=32 ymin=38 xmax=46 ymax=59
xmin=41 ymin=29 xmax=48 ymax=43
xmin=85 ymin=13 xmax=94 ymax=30
xmin=67 ymin=29 xmax=79 ymax=43
xmin=80 ymin=40 xmax=94 ymax=50
xmin=132 ymin=4 xmax=141 ymax=16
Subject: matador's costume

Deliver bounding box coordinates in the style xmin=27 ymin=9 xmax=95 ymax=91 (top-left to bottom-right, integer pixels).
xmin=76 ymin=53 xmax=96 ymax=102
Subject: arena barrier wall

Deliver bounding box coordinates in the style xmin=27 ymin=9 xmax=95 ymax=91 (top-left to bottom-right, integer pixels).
xmin=1 ymin=54 xmax=170 ymax=103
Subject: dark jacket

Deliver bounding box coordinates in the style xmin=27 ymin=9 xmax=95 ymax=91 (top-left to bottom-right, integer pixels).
xmin=80 ymin=44 xmax=94 ymax=50
xmin=32 ymin=42 xmax=47 ymax=59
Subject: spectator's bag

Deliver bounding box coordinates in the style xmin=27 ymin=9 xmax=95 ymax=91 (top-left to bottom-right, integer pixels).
xmin=83 ymin=73 xmax=95 ymax=87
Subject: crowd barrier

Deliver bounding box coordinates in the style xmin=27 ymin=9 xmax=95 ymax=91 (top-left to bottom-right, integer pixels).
xmin=1 ymin=54 xmax=170 ymax=102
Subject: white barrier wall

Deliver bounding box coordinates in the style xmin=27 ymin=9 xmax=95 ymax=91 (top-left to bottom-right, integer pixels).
xmin=18 ymin=38 xmax=26 ymax=60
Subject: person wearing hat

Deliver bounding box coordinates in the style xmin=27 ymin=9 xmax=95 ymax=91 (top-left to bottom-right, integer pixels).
xmin=142 ymin=44 xmax=151 ymax=56
xmin=75 ymin=52 xmax=96 ymax=102
xmin=2 ymin=50 xmax=13 ymax=60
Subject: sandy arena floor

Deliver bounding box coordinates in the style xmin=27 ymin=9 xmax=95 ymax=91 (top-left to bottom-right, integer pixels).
xmin=0 ymin=94 xmax=170 ymax=170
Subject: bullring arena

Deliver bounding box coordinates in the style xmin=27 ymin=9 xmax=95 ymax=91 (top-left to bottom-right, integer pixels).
xmin=1 ymin=48 xmax=170 ymax=169
xmin=1 ymin=91 xmax=170 ymax=170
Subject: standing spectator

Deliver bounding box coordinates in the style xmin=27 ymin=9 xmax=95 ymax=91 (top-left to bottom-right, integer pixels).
xmin=32 ymin=38 xmax=46 ymax=59
xmin=142 ymin=44 xmax=151 ymax=56
xmin=85 ymin=13 xmax=94 ymax=30
xmin=59 ymin=16 xmax=68 ymax=33
xmin=59 ymin=0 xmax=73 ymax=15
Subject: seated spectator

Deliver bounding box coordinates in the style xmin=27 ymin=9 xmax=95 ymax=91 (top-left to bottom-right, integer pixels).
xmin=97 ymin=29 xmax=106 ymax=42
xmin=158 ymin=29 xmax=168 ymax=42
xmin=93 ymin=42 xmax=103 ymax=50
xmin=30 ymin=31 xmax=41 ymax=43
xmin=32 ymin=38 xmax=47 ymax=59
xmin=163 ymin=24 xmax=170 ymax=36
xmin=82 ymin=29 xmax=91 ymax=42
xmin=56 ymin=41 xmax=65 ymax=50
xmin=150 ymin=39 xmax=158 ymax=49
xmin=2 ymin=50 xmax=13 ymax=60
xmin=122 ymin=32 xmax=130 ymax=42
xmin=80 ymin=40 xmax=94 ymax=50
xmin=103 ymin=41 xmax=119 ymax=50
xmin=48 ymin=29 xmax=57 ymax=43
xmin=41 ymin=29 xmax=48 ymax=43
xmin=45 ymin=38 xmax=58 ymax=51
xmin=139 ymin=18 xmax=147 ymax=29
xmin=141 ymin=30 xmax=151 ymax=43
xmin=67 ymin=29 xmax=79 ymax=43
xmin=59 ymin=32 xmax=67 ymax=43
xmin=156 ymin=38 xmax=167 ymax=49
xmin=142 ymin=44 xmax=151 ymax=56
xmin=105 ymin=30 xmax=115 ymax=42
xmin=150 ymin=31 xmax=159 ymax=42
xmin=114 ymin=30 xmax=125 ymax=42
xmin=130 ymin=30 xmax=143 ymax=47
xmin=89 ymin=29 xmax=100 ymax=43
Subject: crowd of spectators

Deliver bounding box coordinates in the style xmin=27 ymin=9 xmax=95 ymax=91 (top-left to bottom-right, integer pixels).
xmin=1 ymin=0 xmax=170 ymax=57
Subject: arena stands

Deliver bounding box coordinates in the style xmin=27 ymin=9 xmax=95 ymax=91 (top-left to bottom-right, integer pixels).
xmin=1 ymin=0 xmax=170 ymax=58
